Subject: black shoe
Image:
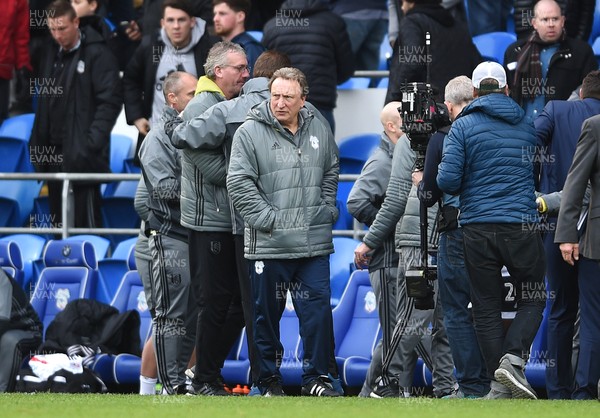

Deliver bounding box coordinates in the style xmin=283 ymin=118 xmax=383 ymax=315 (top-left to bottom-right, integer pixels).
xmin=263 ymin=378 xmax=286 ymax=397
xmin=301 ymin=376 xmax=341 ymax=397
xmin=173 ymin=384 xmax=188 ymax=395
xmin=187 ymin=380 xmax=231 ymax=396
xmin=369 ymin=378 xmax=400 ymax=398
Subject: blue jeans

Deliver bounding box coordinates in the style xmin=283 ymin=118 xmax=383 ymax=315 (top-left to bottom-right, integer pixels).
xmin=438 ymin=228 xmax=489 ymax=396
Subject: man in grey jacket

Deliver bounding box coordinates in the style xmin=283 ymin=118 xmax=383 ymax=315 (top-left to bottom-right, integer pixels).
xmin=227 ymin=67 xmax=340 ymax=397
xmin=173 ymin=41 xmax=249 ymax=396
xmin=353 ymin=109 xmax=456 ymax=398
xmin=138 ymin=71 xmax=198 ymax=395
xmin=170 ymin=50 xmax=292 ymax=394
xmin=346 ymin=101 xmax=404 ymax=397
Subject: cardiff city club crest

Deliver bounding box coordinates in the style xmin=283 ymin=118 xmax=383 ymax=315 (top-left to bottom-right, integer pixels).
xmin=56 ymin=288 xmax=71 ymax=310
xmin=309 ymin=135 xmax=319 ymax=150
xmin=255 ymin=261 xmax=264 ymax=275
xmin=364 ymin=290 xmax=376 ymax=313
xmin=62 ymin=245 xmax=71 ymax=257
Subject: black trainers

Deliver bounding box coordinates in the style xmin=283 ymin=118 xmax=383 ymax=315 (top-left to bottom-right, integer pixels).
xmin=369 ymin=378 xmax=400 ymax=398
xmin=187 ymin=380 xmax=231 ymax=396
xmin=263 ymin=379 xmax=286 ymax=397
xmin=494 ymin=356 xmax=537 ymax=400
xmin=301 ymin=376 xmax=341 ymax=397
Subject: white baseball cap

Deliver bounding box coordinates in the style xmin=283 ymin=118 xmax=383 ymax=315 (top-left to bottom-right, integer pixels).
xmin=472 ymin=61 xmax=507 ymax=89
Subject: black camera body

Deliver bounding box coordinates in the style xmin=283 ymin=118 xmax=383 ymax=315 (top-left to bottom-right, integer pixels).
xmin=405 ymin=266 xmax=437 ymax=310
xmin=398 ymin=81 xmax=446 ymax=310
xmin=398 ymin=82 xmax=441 ymax=169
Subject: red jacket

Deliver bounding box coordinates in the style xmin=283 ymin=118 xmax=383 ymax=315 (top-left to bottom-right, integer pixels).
xmin=0 ymin=0 xmax=31 ymax=80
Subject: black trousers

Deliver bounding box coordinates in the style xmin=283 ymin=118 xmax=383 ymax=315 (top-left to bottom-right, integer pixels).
xmin=462 ymin=223 xmax=546 ymax=379
xmin=47 ymin=179 xmax=103 ymax=229
xmin=189 ymin=230 xmax=244 ymax=383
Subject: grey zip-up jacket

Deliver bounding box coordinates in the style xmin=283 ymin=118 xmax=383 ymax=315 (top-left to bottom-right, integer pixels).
xmin=227 ymin=99 xmax=339 ymax=259
xmin=172 ymin=78 xmax=272 ymax=235
xmin=347 ymin=132 xmax=399 ymax=271
xmin=139 ymin=106 xmax=187 ymax=242
xmin=362 ymin=134 xmax=437 ymax=252
xmin=172 ymin=77 xmax=335 ymax=236
xmin=176 ymin=79 xmax=230 ymax=232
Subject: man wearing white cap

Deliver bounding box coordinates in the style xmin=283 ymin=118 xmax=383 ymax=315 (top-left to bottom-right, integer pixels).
xmin=437 ymin=61 xmax=546 ymax=400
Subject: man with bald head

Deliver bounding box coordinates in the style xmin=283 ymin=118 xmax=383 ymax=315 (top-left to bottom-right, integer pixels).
xmin=353 ymin=100 xmax=456 ymax=398
xmin=347 ymin=102 xmax=405 ymax=397
xmin=504 ymin=0 xmax=597 ymax=119
xmin=138 ymin=70 xmax=198 ymax=395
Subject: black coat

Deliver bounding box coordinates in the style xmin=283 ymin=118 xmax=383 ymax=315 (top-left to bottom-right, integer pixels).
xmin=385 ymin=4 xmax=482 ymax=104
xmin=504 ymin=36 xmax=598 ymax=107
xmin=122 ymin=29 xmax=213 ymax=125
xmin=513 ymin=0 xmax=596 ymax=42
xmin=262 ymin=0 xmax=354 ymax=110
xmin=40 ymin=298 xmax=141 ymax=356
xmin=30 ymin=25 xmax=122 ymax=174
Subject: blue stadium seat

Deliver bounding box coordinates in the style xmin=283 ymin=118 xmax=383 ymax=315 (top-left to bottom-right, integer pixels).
xmin=222 ymin=328 xmax=251 ymax=385
xmin=379 ymin=34 xmax=393 ymax=71
xmin=377 ymin=77 xmax=389 ymax=89
xmin=525 ymin=297 xmax=550 ymax=389
xmin=279 ymin=293 xmax=303 ymax=386
xmin=102 ymin=133 xmax=134 ymax=197
xmin=331 ymin=270 xmax=380 ymax=387
xmin=0 ymin=137 xmax=31 ymax=172
xmin=0 ymin=114 xmax=36 ymax=173
xmin=333 ymin=180 xmax=355 ymax=231
xmin=100 ymin=179 xmax=140 ymax=247
xmin=64 ymin=235 xmax=110 ymax=260
xmin=0 ymin=179 xmax=43 ymax=227
xmin=30 ymin=195 xmax=51 ymax=229
xmin=247 ymin=30 xmax=263 ymax=42
xmin=588 ymin=1 xmax=600 ymax=44
xmin=592 ymin=37 xmax=600 ymax=67
xmin=30 ymin=240 xmax=98 ymax=334
xmin=338 ymin=133 xmax=380 ymax=174
xmin=472 ymin=31 xmax=516 ymax=63
xmin=0 ymin=234 xmax=47 ymax=292
xmin=97 ymin=239 xmax=137 ymax=302
xmin=0 ymin=240 xmax=25 ymax=287
xmin=330 ymin=237 xmax=360 ymax=307
xmin=337 ymin=77 xmax=371 ymax=90
xmin=0 ymin=113 xmax=35 ymax=141
xmin=108 ymin=270 xmax=153 ymax=385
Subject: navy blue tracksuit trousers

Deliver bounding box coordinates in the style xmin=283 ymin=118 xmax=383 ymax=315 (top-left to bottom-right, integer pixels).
xmin=248 ymin=255 xmax=332 ymax=388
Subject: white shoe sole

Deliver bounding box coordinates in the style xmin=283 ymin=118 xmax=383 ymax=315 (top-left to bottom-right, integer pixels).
xmin=494 ymin=368 xmax=537 ymax=399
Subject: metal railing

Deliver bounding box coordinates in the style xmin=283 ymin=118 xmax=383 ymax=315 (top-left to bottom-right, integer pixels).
xmin=0 ymin=172 xmax=366 ymax=240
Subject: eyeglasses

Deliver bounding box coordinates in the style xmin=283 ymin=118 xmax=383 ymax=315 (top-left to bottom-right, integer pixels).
xmin=221 ymin=64 xmax=250 ymax=73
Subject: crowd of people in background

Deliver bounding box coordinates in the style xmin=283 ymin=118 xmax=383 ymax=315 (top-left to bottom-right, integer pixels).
xmin=1 ymin=0 xmax=599 ymax=401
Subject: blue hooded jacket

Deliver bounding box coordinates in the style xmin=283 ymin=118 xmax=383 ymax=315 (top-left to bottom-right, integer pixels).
xmin=437 ymin=93 xmax=538 ymax=225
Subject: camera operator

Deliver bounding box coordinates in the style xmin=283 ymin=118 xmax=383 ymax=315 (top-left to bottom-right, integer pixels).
xmin=347 ymin=102 xmax=408 ymax=397
xmin=437 ymin=62 xmax=546 ymax=400
xmin=412 ymin=75 xmax=489 ymax=399
xmin=354 ymin=95 xmax=456 ymax=399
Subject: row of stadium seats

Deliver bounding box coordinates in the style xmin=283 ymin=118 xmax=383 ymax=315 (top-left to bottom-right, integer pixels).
xmin=0 ymin=234 xmax=360 ymax=310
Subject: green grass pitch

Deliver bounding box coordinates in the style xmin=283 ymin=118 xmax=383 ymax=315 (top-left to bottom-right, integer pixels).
xmin=1 ymin=394 xmax=599 ymax=418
